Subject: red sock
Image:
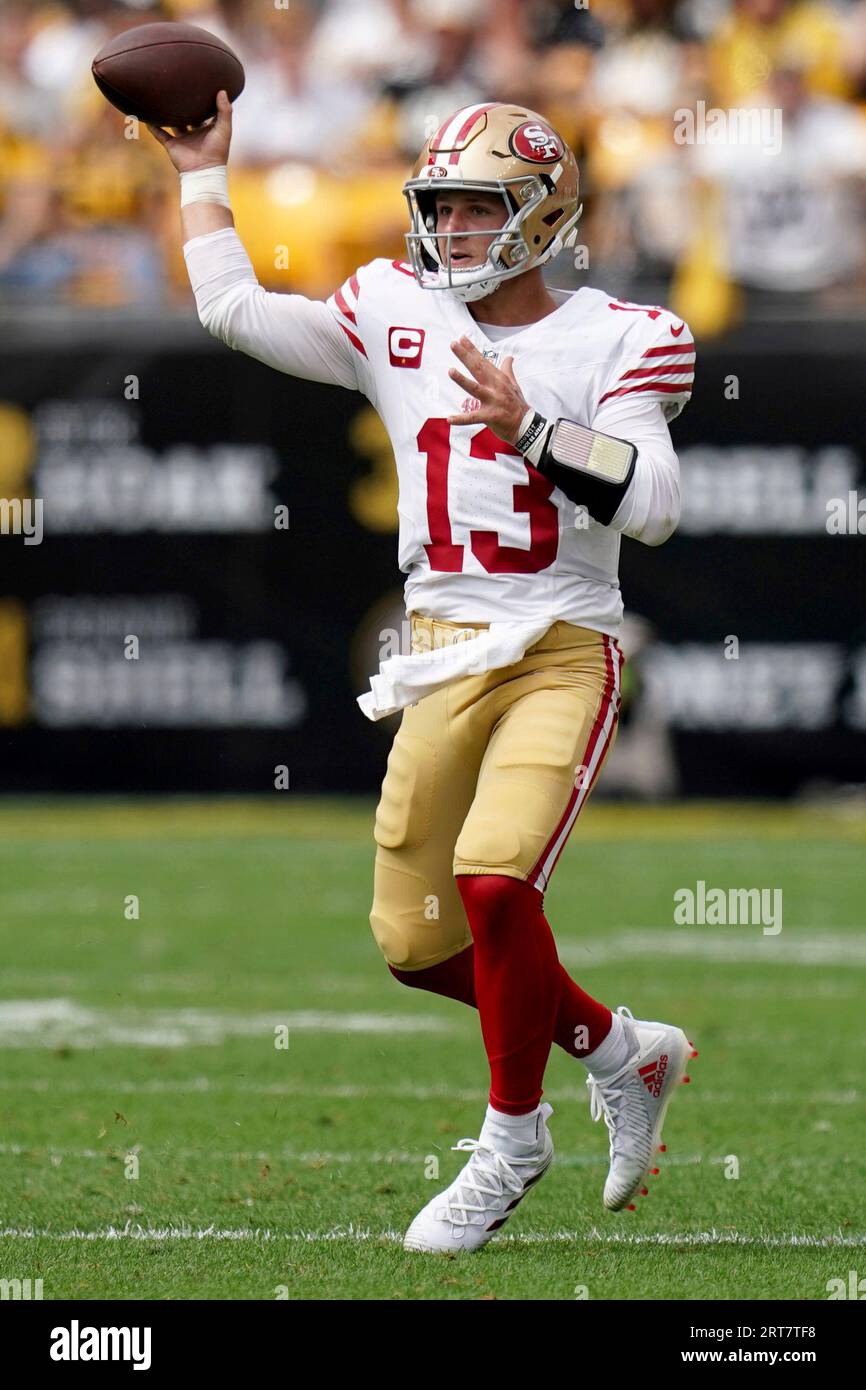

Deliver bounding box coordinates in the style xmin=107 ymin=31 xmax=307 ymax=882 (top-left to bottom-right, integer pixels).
xmin=390 ymin=936 xmax=612 ymax=1058
xmin=454 ymin=874 xmax=561 ymax=1116
xmin=554 ymin=974 xmax=612 ymax=1056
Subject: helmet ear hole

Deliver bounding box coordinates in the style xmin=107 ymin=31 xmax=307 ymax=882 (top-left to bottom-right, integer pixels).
xmin=417 ymin=190 xmax=437 ymax=230
xmin=414 ymin=189 xmax=442 ymax=271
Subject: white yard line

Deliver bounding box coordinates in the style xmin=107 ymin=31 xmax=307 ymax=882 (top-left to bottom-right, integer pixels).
xmin=15 ymin=995 xmax=862 ymax=1054
xmin=3 ymin=974 xmax=864 ymax=1002
xmin=559 ymin=930 xmax=866 ymax=967
xmin=0 ymin=1224 xmax=863 ymax=1248
xmin=0 ymin=1000 xmax=454 ymax=1047
xmin=0 ymin=1078 xmax=859 ymax=1105
xmin=0 ymin=1143 xmax=858 ymax=1170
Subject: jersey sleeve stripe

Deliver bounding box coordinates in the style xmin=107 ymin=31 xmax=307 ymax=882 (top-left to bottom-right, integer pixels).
xmin=598 ymin=380 xmax=693 ymax=404
xmin=337 ymin=320 xmax=368 ymax=358
xmin=618 ymin=364 xmax=695 ymax=381
xmin=330 ymin=274 xmax=359 ymax=310
xmin=641 ymin=341 xmax=695 ymax=358
xmin=334 ymin=286 xmax=357 ymax=325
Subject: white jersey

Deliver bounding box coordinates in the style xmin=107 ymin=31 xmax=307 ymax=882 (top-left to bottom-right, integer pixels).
xmin=183 ymin=229 xmax=694 ymax=715
xmin=324 ymin=258 xmax=692 ymax=630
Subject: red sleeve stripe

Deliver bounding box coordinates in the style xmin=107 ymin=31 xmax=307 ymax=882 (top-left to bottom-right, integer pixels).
xmin=618 ymin=364 xmax=694 ymax=381
xmin=335 ymin=275 xmax=358 ymax=310
xmin=642 ymin=341 xmax=695 ymax=358
xmin=334 ymin=286 xmax=356 ymax=325
xmin=337 ymin=321 xmax=368 ymax=358
xmin=598 ymin=380 xmax=692 ymax=404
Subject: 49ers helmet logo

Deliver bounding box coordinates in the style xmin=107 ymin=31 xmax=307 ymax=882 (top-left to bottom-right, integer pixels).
xmin=509 ymin=120 xmax=563 ymax=163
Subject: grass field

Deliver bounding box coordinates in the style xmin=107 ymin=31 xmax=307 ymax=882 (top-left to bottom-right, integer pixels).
xmin=0 ymin=797 xmax=864 ymax=1301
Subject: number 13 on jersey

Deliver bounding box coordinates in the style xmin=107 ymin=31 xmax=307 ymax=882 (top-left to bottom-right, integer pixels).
xmin=419 ymin=418 xmax=560 ymax=576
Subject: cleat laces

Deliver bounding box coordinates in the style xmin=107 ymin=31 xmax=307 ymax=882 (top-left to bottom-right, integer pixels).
xmin=436 ymin=1139 xmax=542 ymax=1231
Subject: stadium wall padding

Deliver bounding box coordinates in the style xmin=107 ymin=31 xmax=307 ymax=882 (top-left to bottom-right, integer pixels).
xmin=0 ymin=316 xmax=864 ymax=796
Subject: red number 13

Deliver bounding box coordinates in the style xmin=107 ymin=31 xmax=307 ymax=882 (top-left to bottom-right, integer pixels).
xmin=419 ymin=418 xmax=559 ymax=575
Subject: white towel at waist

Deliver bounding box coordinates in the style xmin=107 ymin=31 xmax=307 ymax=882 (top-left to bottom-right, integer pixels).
xmin=357 ymin=617 xmax=553 ymax=721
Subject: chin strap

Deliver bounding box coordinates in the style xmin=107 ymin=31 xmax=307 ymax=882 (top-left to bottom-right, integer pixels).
xmin=447 ymin=277 xmax=501 ymax=304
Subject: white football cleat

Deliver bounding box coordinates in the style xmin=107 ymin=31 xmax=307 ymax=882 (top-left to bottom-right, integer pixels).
xmin=403 ymin=1102 xmax=554 ymax=1254
xmin=586 ymin=1005 xmax=697 ymax=1212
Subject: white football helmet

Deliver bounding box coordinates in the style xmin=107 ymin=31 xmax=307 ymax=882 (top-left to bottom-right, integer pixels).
xmin=403 ymin=102 xmax=582 ymax=303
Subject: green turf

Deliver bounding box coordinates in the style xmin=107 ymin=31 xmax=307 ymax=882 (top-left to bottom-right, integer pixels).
xmin=0 ymin=797 xmax=864 ymax=1300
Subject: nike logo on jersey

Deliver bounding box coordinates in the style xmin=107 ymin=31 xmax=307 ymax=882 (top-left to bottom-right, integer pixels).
xmin=670 ymin=322 xmax=686 ymax=337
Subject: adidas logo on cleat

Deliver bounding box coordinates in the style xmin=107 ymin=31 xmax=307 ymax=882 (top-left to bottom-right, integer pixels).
xmin=638 ymin=1053 xmax=668 ymax=1098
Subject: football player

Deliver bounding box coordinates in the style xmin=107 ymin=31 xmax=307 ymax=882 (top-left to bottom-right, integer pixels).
xmin=149 ymin=93 xmax=697 ymax=1255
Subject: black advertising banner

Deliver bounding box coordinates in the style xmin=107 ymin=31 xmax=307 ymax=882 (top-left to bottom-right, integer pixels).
xmin=617 ymin=323 xmax=866 ymax=797
xmin=0 ymin=315 xmax=864 ymax=795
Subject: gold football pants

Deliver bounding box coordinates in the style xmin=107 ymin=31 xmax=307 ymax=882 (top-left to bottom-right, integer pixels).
xmin=369 ymin=613 xmax=623 ymax=971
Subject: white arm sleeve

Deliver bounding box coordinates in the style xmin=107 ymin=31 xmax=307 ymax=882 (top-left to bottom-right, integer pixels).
xmin=182 ymin=226 xmax=360 ymax=391
xmin=591 ymin=394 xmax=681 ymax=547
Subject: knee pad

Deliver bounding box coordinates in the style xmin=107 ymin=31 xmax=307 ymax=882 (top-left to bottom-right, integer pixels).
xmin=453 ymin=818 xmax=524 ymax=873
xmin=369 ymin=854 xmax=470 ymax=970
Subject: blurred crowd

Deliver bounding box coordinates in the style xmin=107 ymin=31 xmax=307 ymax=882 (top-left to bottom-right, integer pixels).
xmin=2 ymin=0 xmax=866 ymax=331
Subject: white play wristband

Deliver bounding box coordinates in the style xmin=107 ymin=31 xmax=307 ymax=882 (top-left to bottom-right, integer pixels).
xmin=179 ymin=165 xmax=231 ymax=208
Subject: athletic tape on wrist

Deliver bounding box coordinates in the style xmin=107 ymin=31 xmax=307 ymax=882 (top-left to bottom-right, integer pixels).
xmin=515 ymin=408 xmax=552 ymax=467
xmin=179 ymin=165 xmax=231 ymax=208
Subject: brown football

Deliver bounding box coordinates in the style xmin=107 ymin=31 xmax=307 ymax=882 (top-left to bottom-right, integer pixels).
xmin=91 ymin=21 xmax=244 ymax=128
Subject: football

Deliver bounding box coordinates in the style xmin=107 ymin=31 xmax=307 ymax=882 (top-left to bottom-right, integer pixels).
xmin=91 ymin=20 xmax=244 ymax=129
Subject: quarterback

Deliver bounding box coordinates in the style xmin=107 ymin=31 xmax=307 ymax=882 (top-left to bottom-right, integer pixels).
xmin=149 ymin=94 xmax=697 ymax=1254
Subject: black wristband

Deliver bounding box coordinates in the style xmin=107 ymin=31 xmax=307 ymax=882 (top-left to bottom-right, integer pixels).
xmin=515 ymin=410 xmax=549 ymax=457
